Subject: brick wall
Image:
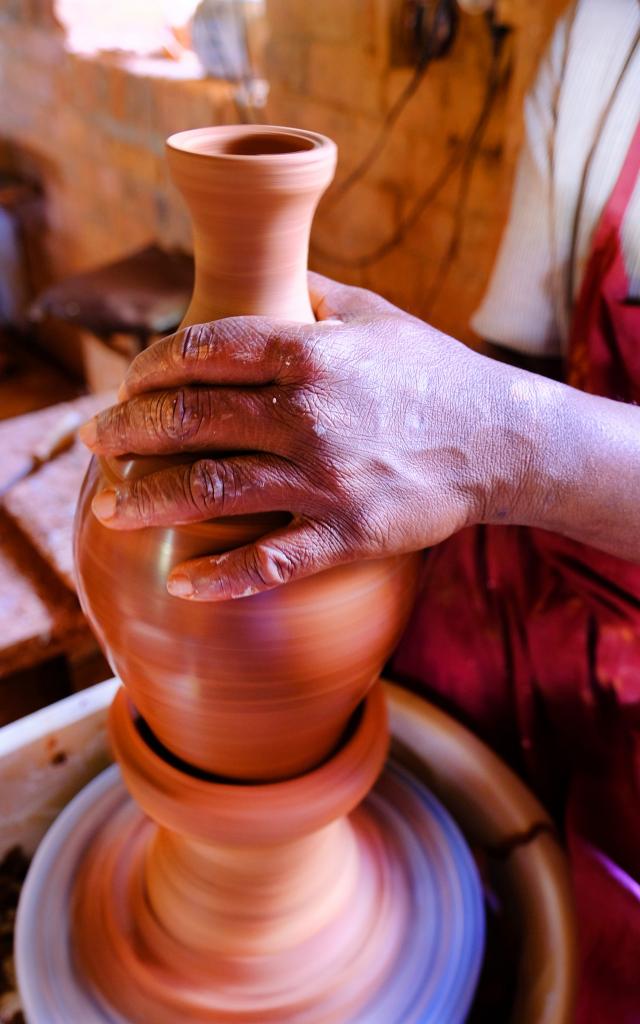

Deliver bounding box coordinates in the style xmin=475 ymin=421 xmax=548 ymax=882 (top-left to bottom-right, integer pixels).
xmin=0 ymin=0 xmax=569 ymax=350
xmin=264 ymin=0 xmax=571 ymax=342
xmin=0 ymin=10 xmax=237 ymax=280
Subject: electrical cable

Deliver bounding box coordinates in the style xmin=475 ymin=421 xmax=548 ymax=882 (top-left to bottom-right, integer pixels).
xmin=311 ymin=15 xmax=507 ymax=272
xmin=421 ymin=21 xmax=508 ymax=313
xmin=323 ymin=0 xmax=450 ymax=210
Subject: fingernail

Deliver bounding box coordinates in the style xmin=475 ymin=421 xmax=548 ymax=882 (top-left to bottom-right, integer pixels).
xmin=167 ymin=574 xmax=194 ymax=598
xmin=78 ymin=419 xmax=97 ymax=447
xmin=117 ymin=382 xmax=128 ymax=402
xmin=92 ymin=489 xmax=117 ymax=521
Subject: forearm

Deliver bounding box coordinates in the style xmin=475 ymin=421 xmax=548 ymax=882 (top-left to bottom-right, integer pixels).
xmin=490 ymin=364 xmax=640 ymax=562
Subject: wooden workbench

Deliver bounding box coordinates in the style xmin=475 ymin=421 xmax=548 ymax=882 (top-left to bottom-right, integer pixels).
xmin=0 ymin=393 xmax=115 ymax=716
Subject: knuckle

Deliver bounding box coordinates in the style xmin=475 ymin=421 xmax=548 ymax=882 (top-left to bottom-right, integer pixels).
xmin=343 ymin=498 xmax=389 ymax=548
xmin=275 ymin=325 xmax=325 ymax=378
xmin=284 ymin=387 xmax=330 ymax=445
xmin=297 ymin=332 xmax=325 ymax=373
xmin=105 ymin=403 xmax=133 ymax=449
xmin=130 ymin=480 xmax=155 ymax=524
xmin=187 ymin=459 xmax=240 ymax=515
xmin=246 ymin=543 xmax=297 ymax=588
xmin=156 ymin=389 xmax=209 ymax=446
xmin=259 ymin=327 xmax=299 ymax=380
xmin=286 ymin=387 xmax=317 ymax=421
xmin=176 ymin=323 xmax=214 ymax=364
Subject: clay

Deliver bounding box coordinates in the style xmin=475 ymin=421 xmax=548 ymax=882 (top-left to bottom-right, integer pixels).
xmin=69 ymin=126 xmax=441 ymax=1023
xmin=73 ymin=685 xmax=394 ymax=1022
xmin=74 ymin=126 xmax=422 ymax=780
xmin=18 ymin=682 xmax=581 ymax=1024
xmin=69 ymin=687 xmax=485 ymax=1024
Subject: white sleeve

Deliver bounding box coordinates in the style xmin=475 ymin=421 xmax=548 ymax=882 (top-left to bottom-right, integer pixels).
xmin=470 ymin=14 xmax=571 ymax=356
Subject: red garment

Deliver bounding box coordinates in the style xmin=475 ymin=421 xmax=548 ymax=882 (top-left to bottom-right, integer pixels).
xmin=392 ymin=119 xmax=640 ymax=1022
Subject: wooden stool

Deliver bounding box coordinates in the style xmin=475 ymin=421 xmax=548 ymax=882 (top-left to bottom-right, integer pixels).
xmin=29 ymin=245 xmax=193 ymax=390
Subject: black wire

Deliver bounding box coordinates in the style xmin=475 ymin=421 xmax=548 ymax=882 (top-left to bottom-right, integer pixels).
xmin=422 ymin=21 xmax=508 ymax=312
xmin=323 ymin=0 xmax=449 ymax=210
xmin=311 ymin=18 xmax=507 ymax=271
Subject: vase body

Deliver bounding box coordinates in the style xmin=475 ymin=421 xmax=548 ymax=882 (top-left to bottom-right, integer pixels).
xmin=74 ymin=125 xmax=422 ymax=780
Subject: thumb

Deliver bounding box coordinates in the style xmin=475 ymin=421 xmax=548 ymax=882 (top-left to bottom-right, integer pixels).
xmin=308 ymin=271 xmax=398 ymax=323
xmin=166 ymin=519 xmax=349 ymax=601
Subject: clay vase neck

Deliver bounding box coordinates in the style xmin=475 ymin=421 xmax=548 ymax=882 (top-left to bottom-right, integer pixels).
xmin=166 ymin=125 xmax=337 ymax=325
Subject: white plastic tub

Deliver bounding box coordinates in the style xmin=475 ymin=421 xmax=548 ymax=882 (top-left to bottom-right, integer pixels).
xmin=0 ymin=678 xmax=118 ymax=861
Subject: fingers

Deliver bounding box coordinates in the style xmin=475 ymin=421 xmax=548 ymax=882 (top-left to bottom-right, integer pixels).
xmin=119 ymin=317 xmax=299 ymax=401
xmin=80 ymin=386 xmax=292 ymax=458
xmin=117 ymin=283 xmax=396 ymax=407
xmin=90 ymin=455 xmax=302 ymax=530
xmin=166 ymin=518 xmax=350 ymax=600
xmin=308 ymin=271 xmax=398 ymax=323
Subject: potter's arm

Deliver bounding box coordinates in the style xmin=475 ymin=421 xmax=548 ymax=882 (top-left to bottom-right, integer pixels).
xmin=79 ymin=273 xmax=640 ymax=600
xmin=476 ymin=336 xmax=640 ymax=560
xmin=475 ymin=362 xmax=640 ymax=559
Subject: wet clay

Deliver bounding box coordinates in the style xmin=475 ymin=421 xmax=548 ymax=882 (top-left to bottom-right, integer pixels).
xmin=71 ymin=126 xmax=429 ymax=1023
xmin=73 ymin=686 xmax=405 ymax=1023
xmin=70 ymin=688 xmax=485 ymax=1024
xmin=74 ymin=126 xmax=422 ymax=780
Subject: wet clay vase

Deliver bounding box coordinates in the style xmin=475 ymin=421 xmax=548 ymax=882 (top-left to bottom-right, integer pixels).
xmin=70 ymin=126 xmax=431 ymax=1021
xmin=74 ymin=125 xmax=422 ymax=781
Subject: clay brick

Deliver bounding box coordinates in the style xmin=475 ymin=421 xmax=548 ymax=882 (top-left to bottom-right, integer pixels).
xmin=178 ymin=79 xmax=235 ymax=131
xmin=152 ymin=78 xmax=196 ymax=137
xmin=106 ymin=65 xmax=128 ymax=122
xmin=123 ymin=71 xmax=155 ymax=135
xmin=312 ymin=179 xmax=400 ymax=263
xmin=67 ymin=54 xmax=109 ymax=114
xmin=107 ymin=138 xmax=157 ymax=186
xmin=0 ymin=1 xmax=564 ymax=339
xmin=266 ymin=0 xmax=381 ymax=51
xmin=0 ymin=511 xmax=88 ymax=678
xmin=307 ymin=41 xmax=384 ymax=115
xmin=265 ymin=34 xmax=309 ymax=94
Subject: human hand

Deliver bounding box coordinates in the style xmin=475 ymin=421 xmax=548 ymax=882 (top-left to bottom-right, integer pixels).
xmin=78 ymin=272 xmax=536 ymax=600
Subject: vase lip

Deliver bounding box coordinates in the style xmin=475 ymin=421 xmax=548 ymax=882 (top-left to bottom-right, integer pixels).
xmin=166 ymin=124 xmax=336 ymax=164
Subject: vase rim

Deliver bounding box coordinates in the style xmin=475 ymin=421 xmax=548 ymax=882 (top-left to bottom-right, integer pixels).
xmin=166 ymin=124 xmax=336 ymax=164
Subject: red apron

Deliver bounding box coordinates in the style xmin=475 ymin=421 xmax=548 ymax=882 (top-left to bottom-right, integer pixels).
xmin=392 ymin=119 xmax=640 ymax=1022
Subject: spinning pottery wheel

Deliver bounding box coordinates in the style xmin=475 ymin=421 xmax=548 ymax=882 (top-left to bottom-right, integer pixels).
xmin=15 ymin=683 xmax=578 ymax=1023
xmin=16 ymin=696 xmax=486 ymax=1023
xmin=16 ymin=125 xmax=577 ymax=1022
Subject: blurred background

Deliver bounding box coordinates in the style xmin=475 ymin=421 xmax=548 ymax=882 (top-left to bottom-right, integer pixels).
xmin=0 ymin=0 xmax=569 ymax=724
xmin=1 ymin=0 xmax=571 ymax=356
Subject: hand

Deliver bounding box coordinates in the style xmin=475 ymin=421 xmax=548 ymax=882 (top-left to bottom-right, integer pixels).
xmin=78 ymin=272 xmax=536 ymax=600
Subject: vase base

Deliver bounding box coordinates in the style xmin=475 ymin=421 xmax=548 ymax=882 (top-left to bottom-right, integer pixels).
xmin=16 ymin=760 xmax=484 ymax=1023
